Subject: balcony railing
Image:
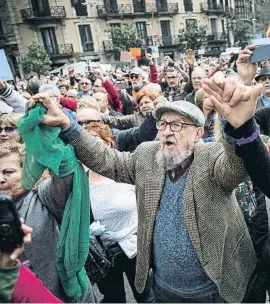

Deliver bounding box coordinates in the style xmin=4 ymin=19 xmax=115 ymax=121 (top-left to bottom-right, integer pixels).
xmin=45 ymin=44 xmax=73 ymax=58
xmin=234 ymin=10 xmax=252 ymax=21
xmin=82 ymin=42 xmax=94 ymax=52
xmin=21 ymin=6 xmax=66 ymax=23
xmin=97 ymin=3 xmax=178 ymax=18
xmin=207 ymin=32 xmax=227 ymax=42
xmin=200 ymin=2 xmax=231 ymax=15
xmin=141 ymin=35 xmax=179 ymax=47
xmin=0 ymin=34 xmax=17 ymax=47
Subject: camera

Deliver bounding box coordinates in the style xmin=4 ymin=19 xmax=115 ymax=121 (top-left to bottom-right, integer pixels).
xmin=0 ymin=195 xmax=24 ymax=253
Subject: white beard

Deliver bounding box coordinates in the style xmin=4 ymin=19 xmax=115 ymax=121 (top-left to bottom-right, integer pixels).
xmin=155 ymin=140 xmax=195 ymax=171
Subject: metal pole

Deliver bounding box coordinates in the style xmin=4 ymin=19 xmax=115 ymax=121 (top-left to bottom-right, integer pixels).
xmin=252 ymin=0 xmax=256 ymax=37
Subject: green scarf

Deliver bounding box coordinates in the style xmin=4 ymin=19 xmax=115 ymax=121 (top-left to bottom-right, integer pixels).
xmin=17 ymin=104 xmax=90 ymax=300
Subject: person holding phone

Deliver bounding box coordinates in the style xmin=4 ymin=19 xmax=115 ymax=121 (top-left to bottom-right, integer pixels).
xmin=0 ymin=219 xmax=62 ymax=303
xmin=236 ymin=45 xmax=270 ymax=109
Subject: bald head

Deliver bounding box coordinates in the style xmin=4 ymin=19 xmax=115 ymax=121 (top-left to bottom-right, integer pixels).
xmin=77 ymin=107 xmax=102 ymax=123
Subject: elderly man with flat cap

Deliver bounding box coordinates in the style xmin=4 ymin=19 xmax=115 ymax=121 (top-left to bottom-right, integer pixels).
xmin=29 ymin=75 xmax=259 ymax=303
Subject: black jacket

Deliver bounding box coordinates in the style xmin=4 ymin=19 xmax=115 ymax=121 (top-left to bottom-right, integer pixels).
xmin=255 ymin=106 xmax=270 ymax=136
xmin=112 ymin=111 xmax=157 ymax=152
xmin=225 ymin=118 xmax=270 ymax=198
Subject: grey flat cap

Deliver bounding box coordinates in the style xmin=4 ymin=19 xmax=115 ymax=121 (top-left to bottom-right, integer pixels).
xmin=154 ymin=100 xmax=205 ymax=127
xmin=130 ymin=67 xmax=143 ymax=75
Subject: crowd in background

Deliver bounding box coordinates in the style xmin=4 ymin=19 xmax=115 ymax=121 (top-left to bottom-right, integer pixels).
xmin=1 ymin=46 xmax=270 ymax=303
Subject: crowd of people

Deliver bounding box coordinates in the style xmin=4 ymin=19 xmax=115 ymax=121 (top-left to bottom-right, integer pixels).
xmin=1 ymin=46 xmax=270 ymax=303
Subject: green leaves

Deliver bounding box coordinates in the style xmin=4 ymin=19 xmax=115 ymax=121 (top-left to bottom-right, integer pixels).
xmin=22 ymin=43 xmax=52 ymax=76
xmin=231 ymin=22 xmax=252 ymax=49
xmin=178 ymin=25 xmax=207 ymax=53
xmin=109 ymin=23 xmax=142 ymax=60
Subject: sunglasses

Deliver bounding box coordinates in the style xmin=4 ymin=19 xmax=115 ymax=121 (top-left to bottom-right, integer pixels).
xmin=130 ymin=74 xmax=140 ymax=80
xmin=78 ymin=120 xmax=102 ymax=126
xmin=79 ymin=82 xmax=91 ymax=85
xmin=0 ymin=126 xmax=17 ymax=133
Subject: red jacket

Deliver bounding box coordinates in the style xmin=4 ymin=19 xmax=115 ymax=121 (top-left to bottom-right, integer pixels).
xmin=103 ymin=79 xmax=122 ymax=112
xmin=11 ymin=263 xmax=62 ymax=303
xmin=149 ymin=64 xmax=159 ymax=83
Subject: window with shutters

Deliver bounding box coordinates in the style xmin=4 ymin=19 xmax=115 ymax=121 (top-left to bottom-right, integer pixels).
xmin=160 ymin=20 xmax=172 ymax=46
xmin=79 ymin=24 xmax=94 ymax=52
xmin=156 ymin=0 xmax=168 ymax=11
xmin=133 ymin=0 xmax=146 ymax=13
xmin=185 ymin=19 xmax=197 ymax=31
xmin=183 ymin=0 xmax=193 ymax=11
xmin=40 ymin=27 xmax=59 ymax=55
xmin=72 ymin=0 xmax=88 ymax=16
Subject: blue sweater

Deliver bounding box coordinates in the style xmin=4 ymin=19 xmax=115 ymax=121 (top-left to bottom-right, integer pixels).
xmin=153 ymin=173 xmax=218 ymax=298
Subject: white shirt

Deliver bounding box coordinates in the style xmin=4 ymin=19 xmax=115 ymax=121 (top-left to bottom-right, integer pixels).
xmin=90 ymin=178 xmax=138 ymax=258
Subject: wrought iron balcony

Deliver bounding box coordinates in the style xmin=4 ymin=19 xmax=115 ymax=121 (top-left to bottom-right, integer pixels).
xmin=96 ymin=3 xmax=178 ymax=19
xmin=82 ymin=42 xmax=94 ymax=52
xmin=20 ymin=6 xmax=66 ymax=23
xmin=207 ymin=32 xmax=227 ymax=42
xmin=142 ymin=36 xmax=180 ymax=47
xmin=233 ymin=10 xmax=252 ymax=21
xmin=45 ymin=44 xmax=73 ymax=58
xmin=200 ymin=2 xmax=231 ymax=16
xmin=0 ymin=34 xmax=16 ymax=47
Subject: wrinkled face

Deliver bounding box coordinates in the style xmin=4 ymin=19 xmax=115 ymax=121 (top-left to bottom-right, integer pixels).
xmin=139 ymin=96 xmax=155 ymax=116
xmin=93 ymin=79 xmax=106 ymax=94
xmin=166 ymin=71 xmax=179 ymax=88
xmin=157 ymin=112 xmax=202 ymax=158
xmin=59 ymin=86 xmax=68 ymax=95
xmin=0 ymin=124 xmax=21 ymax=144
xmin=79 ymin=79 xmax=92 ymax=93
xmin=0 ymin=154 xmax=25 ymax=200
xmin=259 ymin=75 xmax=270 ymax=97
xmin=130 ymin=74 xmax=143 ymax=88
xmin=65 ymin=90 xmax=78 ymax=101
xmin=191 ymin=70 xmax=206 ymax=91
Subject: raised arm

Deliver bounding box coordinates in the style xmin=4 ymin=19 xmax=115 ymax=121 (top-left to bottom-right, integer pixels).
xmin=115 ymin=110 xmax=157 ymax=152
xmin=202 ymin=73 xmax=263 ymax=191
xmin=0 ymin=82 xmax=27 ymax=113
xmin=102 ymin=113 xmax=138 ymax=130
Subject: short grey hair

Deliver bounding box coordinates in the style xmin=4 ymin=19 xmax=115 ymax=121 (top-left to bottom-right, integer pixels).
xmin=27 ymin=77 xmax=41 ymax=95
xmin=39 ymin=84 xmax=61 ymax=97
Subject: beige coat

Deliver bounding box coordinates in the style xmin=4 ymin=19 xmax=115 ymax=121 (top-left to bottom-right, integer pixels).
xmin=71 ymin=129 xmax=256 ymax=303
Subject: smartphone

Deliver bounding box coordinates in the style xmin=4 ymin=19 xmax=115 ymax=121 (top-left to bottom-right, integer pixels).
xmin=0 ymin=195 xmax=24 ymax=253
xmin=250 ymin=38 xmax=270 ymax=63
xmin=115 ymin=82 xmax=127 ymax=90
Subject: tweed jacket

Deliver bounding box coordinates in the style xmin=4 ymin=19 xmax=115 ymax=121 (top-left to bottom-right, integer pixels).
xmin=71 ymin=129 xmax=256 ymax=303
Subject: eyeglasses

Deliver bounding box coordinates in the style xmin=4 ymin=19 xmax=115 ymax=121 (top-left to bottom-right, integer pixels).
xmin=259 ymin=76 xmax=270 ymax=82
xmin=78 ymin=120 xmax=102 ymax=126
xmin=130 ymin=74 xmax=140 ymax=80
xmin=0 ymin=126 xmax=17 ymax=133
xmin=167 ymin=76 xmax=177 ymax=80
xmin=156 ymin=120 xmax=196 ymax=132
xmin=79 ymin=82 xmax=91 ymax=86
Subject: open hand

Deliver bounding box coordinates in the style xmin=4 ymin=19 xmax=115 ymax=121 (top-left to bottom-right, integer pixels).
xmin=185 ymin=49 xmax=195 ymax=66
xmin=236 ymin=45 xmax=258 ymax=85
xmin=29 ymin=93 xmax=70 ymax=128
xmin=202 ymin=75 xmax=262 ymax=128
